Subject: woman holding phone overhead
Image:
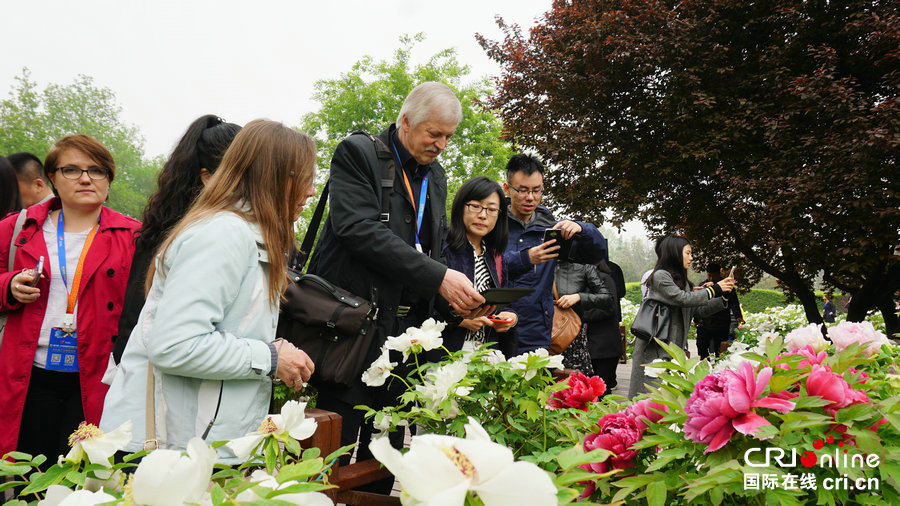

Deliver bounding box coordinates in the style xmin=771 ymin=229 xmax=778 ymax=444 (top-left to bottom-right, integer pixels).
xmin=435 ymin=177 xmax=518 ymax=357
xmin=629 ymin=235 xmax=734 ymax=399
xmin=100 ymin=120 xmax=316 ymax=460
xmin=0 ymin=135 xmax=141 ymax=464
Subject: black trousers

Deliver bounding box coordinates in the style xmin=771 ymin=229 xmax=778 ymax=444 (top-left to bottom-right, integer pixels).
xmin=18 ymin=366 xmax=84 ymax=471
xmin=592 ymin=357 xmax=619 ymax=394
xmin=697 ymin=326 xmax=728 ymax=359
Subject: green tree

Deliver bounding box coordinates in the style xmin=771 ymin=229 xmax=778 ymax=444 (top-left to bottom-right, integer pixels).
xmin=297 ymin=33 xmax=513 ymax=234
xmin=0 ymin=68 xmax=158 ymax=218
xmin=479 ymin=0 xmax=899 ymax=334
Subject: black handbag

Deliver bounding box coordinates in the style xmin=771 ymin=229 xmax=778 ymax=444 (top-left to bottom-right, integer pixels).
xmin=277 ymin=265 xmax=377 ymax=388
xmin=630 ymin=298 xmax=672 ymax=342
xmin=277 ymin=133 xmax=394 ymax=388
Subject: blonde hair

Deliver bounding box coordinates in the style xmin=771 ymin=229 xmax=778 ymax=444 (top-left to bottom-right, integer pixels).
xmin=147 ymin=119 xmax=316 ymax=307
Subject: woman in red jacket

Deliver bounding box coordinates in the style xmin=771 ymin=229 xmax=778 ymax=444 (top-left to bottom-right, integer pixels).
xmin=0 ymin=134 xmax=140 ymax=464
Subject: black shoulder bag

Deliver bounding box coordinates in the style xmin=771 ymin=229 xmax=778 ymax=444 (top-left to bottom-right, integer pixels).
xmin=630 ymin=298 xmax=673 ymax=343
xmin=276 ymin=132 xmax=394 ymax=388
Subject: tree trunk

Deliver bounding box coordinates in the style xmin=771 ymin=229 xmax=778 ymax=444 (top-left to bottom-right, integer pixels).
xmin=846 ymin=262 xmax=900 ymax=324
xmin=877 ymin=295 xmax=898 ymax=339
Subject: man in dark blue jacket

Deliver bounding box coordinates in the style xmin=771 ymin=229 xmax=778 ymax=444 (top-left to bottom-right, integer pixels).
xmin=502 ymin=154 xmax=608 ymax=353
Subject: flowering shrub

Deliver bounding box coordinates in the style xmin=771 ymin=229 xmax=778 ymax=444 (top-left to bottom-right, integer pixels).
xmin=363 ymin=319 xmax=899 ymax=505
xmin=0 ymin=401 xmax=340 ymax=505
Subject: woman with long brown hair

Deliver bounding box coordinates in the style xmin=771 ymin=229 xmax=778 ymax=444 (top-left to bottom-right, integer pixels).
xmin=100 ymin=120 xmax=316 ymax=460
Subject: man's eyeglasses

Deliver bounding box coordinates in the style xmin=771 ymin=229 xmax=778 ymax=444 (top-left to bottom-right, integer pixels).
xmin=508 ymin=186 xmax=543 ymax=197
xmin=464 ymin=203 xmax=500 ymax=217
xmin=57 ymin=166 xmax=110 ymax=181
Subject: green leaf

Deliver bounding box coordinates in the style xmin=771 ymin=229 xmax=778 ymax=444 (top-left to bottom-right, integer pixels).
xmin=791 ymin=396 xmax=832 ymax=410
xmin=324 ymin=443 xmax=356 ymax=466
xmin=835 ymin=403 xmax=876 ymax=425
xmin=554 ymin=469 xmax=600 ymax=486
xmin=0 ymin=480 xmax=27 ymax=492
xmin=210 ymin=484 xmax=226 ymax=506
xmin=556 ymin=487 xmax=581 ymax=504
xmin=276 ymin=459 xmax=325 ymax=483
xmin=21 ymin=463 xmax=73 ymax=494
xmin=269 ymin=482 xmax=335 ymax=496
xmin=264 ymin=439 xmax=277 ymax=474
xmin=557 ymin=447 xmax=610 ymax=471
xmin=646 ymin=480 xmax=667 ymax=506
xmin=3 ymin=452 xmax=32 ymax=462
xmin=283 ymin=437 xmax=302 ymax=457
xmin=65 ymin=470 xmax=86 ymax=487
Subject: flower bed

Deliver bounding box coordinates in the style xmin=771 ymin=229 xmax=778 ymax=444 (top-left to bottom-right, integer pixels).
xmin=2 ymin=319 xmax=897 ymax=505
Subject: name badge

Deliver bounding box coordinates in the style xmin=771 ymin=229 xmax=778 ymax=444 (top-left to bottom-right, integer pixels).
xmin=46 ymin=327 xmax=79 ymax=372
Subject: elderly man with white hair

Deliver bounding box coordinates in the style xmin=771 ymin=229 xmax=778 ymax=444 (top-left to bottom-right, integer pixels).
xmin=307 ymin=81 xmax=490 ymax=493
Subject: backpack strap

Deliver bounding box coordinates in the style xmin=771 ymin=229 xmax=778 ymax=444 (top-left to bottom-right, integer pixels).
xmin=294 ymin=131 xmax=397 ymax=271
xmin=7 ymin=209 xmax=27 ymax=270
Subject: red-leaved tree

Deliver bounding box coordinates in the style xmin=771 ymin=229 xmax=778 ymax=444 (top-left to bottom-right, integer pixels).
xmin=478 ymin=0 xmax=899 ymax=334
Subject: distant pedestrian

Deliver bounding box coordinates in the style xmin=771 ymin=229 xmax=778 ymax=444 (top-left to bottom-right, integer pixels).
xmin=823 ymin=295 xmax=837 ymax=323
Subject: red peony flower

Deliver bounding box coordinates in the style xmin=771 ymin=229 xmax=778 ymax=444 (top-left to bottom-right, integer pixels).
xmin=624 ymin=399 xmax=669 ymax=432
xmin=582 ymin=413 xmax=641 ymax=474
xmin=548 ymin=372 xmax=606 ymax=411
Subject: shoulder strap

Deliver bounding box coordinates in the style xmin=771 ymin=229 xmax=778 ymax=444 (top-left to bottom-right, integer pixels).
xmin=7 ymin=209 xmax=27 ymax=270
xmin=494 ymin=254 xmax=502 ymax=286
xmin=294 ymin=131 xmax=396 ymax=272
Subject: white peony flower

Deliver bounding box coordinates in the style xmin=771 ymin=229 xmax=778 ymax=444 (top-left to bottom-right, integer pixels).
xmin=508 ymin=348 xmax=564 ymax=380
xmin=369 ymin=417 xmax=557 ymax=505
xmin=38 ymin=485 xmax=116 ymax=506
xmin=643 ymin=359 xmax=667 ymax=378
xmin=481 ymin=349 xmax=506 ymax=365
xmin=227 ymin=401 xmax=317 ymax=460
xmin=416 ymin=361 xmax=471 ymax=414
xmin=64 ymin=420 xmax=132 ymax=466
xmin=784 ymin=323 xmax=828 ymax=352
xmin=131 ymin=437 xmax=217 ymax=506
xmin=361 ymin=347 xmax=398 ymax=387
xmin=234 ymin=469 xmax=332 ymax=505
xmin=385 ymin=318 xmax=446 ymax=361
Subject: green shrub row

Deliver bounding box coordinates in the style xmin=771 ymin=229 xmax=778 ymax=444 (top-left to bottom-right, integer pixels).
xmin=621 ymin=282 xmax=848 ymax=315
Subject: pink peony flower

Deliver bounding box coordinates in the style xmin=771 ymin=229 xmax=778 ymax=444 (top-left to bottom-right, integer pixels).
xmin=548 ymin=372 xmax=606 ymax=411
xmin=827 ymin=321 xmax=889 ymax=357
xmin=624 ymin=399 xmax=669 ymax=432
xmin=582 ymin=413 xmax=641 ymax=473
xmin=683 ymin=361 xmax=795 ymax=453
xmin=785 ymin=323 xmax=828 ymax=352
xmin=806 ymin=365 xmax=870 ymax=415
xmin=776 ymin=345 xmax=828 ymax=370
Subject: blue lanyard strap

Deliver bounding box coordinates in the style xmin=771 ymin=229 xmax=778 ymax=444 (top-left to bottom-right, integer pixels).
xmin=57 ymin=211 xmax=69 ymax=290
xmin=391 ymin=143 xmax=429 ymax=250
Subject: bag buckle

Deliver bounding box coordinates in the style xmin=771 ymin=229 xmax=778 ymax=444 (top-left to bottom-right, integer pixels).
xmin=396 ymin=305 xmax=410 ymax=317
xmin=143 ymin=439 xmax=159 ymax=451
xmin=380 ymin=213 xmax=390 ymax=223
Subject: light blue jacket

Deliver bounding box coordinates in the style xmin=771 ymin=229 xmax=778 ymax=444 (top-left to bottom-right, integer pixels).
xmin=100 ymin=212 xmax=277 ymax=462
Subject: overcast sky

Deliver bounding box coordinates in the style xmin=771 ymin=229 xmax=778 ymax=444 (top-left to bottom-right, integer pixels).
xmin=4 ymin=0 xmax=550 ymax=157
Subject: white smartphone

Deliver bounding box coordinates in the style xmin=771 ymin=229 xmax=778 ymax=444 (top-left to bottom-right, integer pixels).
xmin=28 ymin=256 xmax=44 ymax=287
xmin=728 ymin=267 xmax=735 ymax=278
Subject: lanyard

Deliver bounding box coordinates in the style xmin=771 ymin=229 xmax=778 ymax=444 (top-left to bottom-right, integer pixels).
xmin=57 ymin=211 xmax=99 ymax=316
xmin=392 ymin=143 xmax=429 ymax=253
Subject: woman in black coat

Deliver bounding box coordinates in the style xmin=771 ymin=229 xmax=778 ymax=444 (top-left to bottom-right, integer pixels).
xmin=583 ymin=260 xmax=621 ymax=391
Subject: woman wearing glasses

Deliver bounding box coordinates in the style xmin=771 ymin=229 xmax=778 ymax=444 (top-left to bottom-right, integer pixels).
xmin=0 ymin=134 xmax=141 ymax=464
xmin=434 ymin=177 xmax=518 ymax=357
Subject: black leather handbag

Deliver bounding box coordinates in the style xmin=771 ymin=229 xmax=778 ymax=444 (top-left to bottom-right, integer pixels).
xmin=278 ymin=264 xmax=377 ymax=388
xmin=630 ymin=298 xmax=672 ymax=343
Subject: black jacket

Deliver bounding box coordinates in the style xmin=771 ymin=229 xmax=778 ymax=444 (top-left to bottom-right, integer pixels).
xmin=583 ymin=269 xmax=622 ymax=359
xmin=307 ymin=126 xmax=448 ymax=400
xmin=554 ymin=261 xmax=614 ymax=320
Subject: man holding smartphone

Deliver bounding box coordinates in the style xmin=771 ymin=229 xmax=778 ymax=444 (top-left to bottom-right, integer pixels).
xmin=694 ymin=263 xmax=742 ymax=359
xmin=501 ymin=154 xmax=607 ymax=353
